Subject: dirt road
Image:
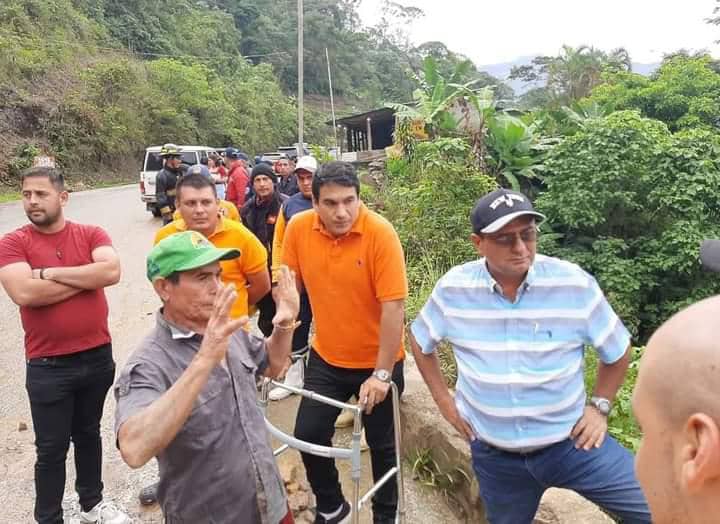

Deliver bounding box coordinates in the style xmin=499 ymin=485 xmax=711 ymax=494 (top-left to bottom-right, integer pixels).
xmin=0 ymin=185 xmax=459 ymax=524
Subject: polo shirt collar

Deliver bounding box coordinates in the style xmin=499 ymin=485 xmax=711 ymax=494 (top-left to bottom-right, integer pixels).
xmin=311 ymin=202 xmax=369 ymax=237
xmin=481 ymin=259 xmax=536 ymax=300
xmin=157 ymin=310 xmax=199 ymax=340
xmin=173 ymin=215 xmax=227 ymax=238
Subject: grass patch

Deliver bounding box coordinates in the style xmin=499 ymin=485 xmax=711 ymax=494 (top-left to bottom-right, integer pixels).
xmin=408 ymin=447 xmax=472 ymax=503
xmin=0 ymin=191 xmax=21 ymax=203
xmin=0 ymin=176 xmax=134 ymax=202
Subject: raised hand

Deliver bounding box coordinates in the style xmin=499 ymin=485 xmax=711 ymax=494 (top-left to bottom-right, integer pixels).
xmin=272 ymin=265 xmax=300 ymax=327
xmin=199 ymin=283 xmax=248 ymax=365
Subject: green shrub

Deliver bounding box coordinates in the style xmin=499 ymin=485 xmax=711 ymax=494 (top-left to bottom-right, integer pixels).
xmin=8 ymin=143 xmax=40 ymax=179
xmin=538 ymin=111 xmax=720 ymax=341
xmin=384 ymin=138 xmax=497 ymax=283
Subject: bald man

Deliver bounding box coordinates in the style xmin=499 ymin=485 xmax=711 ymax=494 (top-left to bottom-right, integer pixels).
xmin=632 ymin=295 xmax=720 ymax=524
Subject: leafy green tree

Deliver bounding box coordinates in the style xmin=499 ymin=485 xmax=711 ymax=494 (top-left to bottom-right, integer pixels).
xmin=387 ymin=56 xmax=489 ymax=138
xmin=537 ymin=111 xmax=720 ymax=339
xmin=589 ymin=55 xmax=720 ymax=131
xmin=382 ymin=138 xmax=497 ymax=272
xmin=415 ymin=41 xmax=513 ymax=100
xmin=511 ymin=45 xmax=631 ymax=105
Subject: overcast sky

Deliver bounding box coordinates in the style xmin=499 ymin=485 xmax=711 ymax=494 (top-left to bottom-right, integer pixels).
xmin=357 ymin=0 xmax=720 ymax=65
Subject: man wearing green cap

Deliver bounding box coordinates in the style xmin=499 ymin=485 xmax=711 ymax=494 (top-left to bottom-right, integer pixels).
xmin=114 ymin=231 xmax=300 ymax=524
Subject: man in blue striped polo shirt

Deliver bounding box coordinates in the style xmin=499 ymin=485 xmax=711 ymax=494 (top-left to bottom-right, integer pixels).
xmin=410 ymin=188 xmax=651 ymax=524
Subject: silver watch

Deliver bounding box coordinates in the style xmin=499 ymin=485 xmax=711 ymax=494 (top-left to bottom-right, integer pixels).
xmin=589 ymin=396 xmax=612 ymax=416
xmin=372 ymin=369 xmax=392 ymax=383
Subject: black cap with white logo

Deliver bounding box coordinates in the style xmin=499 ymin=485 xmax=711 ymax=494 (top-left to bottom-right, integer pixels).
xmin=470 ymin=188 xmax=546 ymax=234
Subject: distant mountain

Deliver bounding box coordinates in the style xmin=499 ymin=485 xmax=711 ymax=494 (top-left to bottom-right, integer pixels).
xmin=479 ymin=56 xmax=661 ymax=96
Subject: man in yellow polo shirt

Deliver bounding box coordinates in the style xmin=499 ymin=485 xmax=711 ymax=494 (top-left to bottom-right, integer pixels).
xmin=171 ymin=162 xmax=241 ymax=223
xmin=172 ymin=198 xmax=240 ymax=222
xmin=282 ymin=161 xmax=407 ymax=524
xmin=155 ymin=173 xmax=270 ymax=319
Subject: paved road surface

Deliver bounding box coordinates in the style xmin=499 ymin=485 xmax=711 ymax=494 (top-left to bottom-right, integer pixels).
xmin=0 ymin=185 xmax=460 ymax=524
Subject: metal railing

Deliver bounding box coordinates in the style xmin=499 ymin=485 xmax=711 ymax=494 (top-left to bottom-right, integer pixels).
xmin=258 ymin=378 xmax=405 ymax=524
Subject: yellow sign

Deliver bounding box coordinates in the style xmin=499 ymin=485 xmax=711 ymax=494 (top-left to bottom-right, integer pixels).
xmin=409 ymin=119 xmax=428 ymax=140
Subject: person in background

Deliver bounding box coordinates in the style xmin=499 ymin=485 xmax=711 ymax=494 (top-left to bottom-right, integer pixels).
xmin=208 ymin=154 xmax=227 ymax=200
xmin=226 ymin=149 xmax=250 ymax=208
xmin=172 ymin=165 xmax=240 ymax=223
xmin=632 ymin=295 xmax=720 ymax=524
xmin=276 ymin=156 xmax=299 ymax=196
xmin=158 ymin=173 xmax=269 ymax=324
xmin=269 ymin=155 xmax=317 ymax=400
xmin=0 ymin=167 xmax=129 ymax=524
xmin=241 ymin=163 xmax=288 ymax=336
xmin=410 ymin=188 xmax=651 ymax=524
xmin=155 ymin=143 xmax=187 ymax=225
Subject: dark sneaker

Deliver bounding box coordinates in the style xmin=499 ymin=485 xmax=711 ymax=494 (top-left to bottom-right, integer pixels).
xmin=138 ymin=481 xmax=159 ymax=506
xmin=314 ymin=501 xmax=351 ymax=524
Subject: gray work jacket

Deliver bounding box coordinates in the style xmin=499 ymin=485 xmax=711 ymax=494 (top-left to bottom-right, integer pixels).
xmin=114 ymin=313 xmax=287 ymax=524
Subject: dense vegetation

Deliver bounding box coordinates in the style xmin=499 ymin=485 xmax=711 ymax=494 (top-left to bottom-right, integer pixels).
xmin=4 ymin=0 xmax=720 ymax=453
xmin=0 ymin=0 xmax=510 ymax=187
xmin=376 ymin=12 xmax=720 ymax=448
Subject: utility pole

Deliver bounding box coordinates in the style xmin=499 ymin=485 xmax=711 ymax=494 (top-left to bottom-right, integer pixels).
xmin=325 ymin=47 xmax=338 ymax=151
xmin=297 ymin=0 xmax=304 ymax=157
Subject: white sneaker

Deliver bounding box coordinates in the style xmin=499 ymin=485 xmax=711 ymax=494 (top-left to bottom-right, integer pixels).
xmin=79 ymin=501 xmax=132 ymax=524
xmin=269 ymin=358 xmax=304 ymax=401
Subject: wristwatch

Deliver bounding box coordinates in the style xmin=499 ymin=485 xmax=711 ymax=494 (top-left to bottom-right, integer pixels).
xmin=372 ymin=369 xmax=392 ymax=383
xmin=589 ymin=396 xmax=612 ymax=416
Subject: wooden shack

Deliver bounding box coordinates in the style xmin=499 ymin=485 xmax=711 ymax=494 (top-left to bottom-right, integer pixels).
xmin=333 ymin=107 xmax=396 ymax=162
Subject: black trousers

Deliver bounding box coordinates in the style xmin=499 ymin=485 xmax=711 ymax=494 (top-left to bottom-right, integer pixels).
xmin=25 ymin=344 xmax=115 ymax=524
xmin=258 ymin=290 xmax=313 ymax=355
xmin=294 ymin=350 xmax=404 ymax=521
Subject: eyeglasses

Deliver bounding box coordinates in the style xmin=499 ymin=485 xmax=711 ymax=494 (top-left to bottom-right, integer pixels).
xmin=485 ymin=227 xmax=538 ymax=247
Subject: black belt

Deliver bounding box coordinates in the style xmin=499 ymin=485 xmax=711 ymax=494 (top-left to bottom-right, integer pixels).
xmin=27 ymin=342 xmax=111 ymax=364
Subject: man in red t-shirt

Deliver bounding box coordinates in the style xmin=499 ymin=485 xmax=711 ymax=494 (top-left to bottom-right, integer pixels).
xmin=225 ymin=149 xmax=250 ymax=208
xmin=0 ymin=167 xmax=129 ymax=524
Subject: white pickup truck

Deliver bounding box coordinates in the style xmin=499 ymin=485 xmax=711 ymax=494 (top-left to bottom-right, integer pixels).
xmin=139 ymin=145 xmax=217 ymax=216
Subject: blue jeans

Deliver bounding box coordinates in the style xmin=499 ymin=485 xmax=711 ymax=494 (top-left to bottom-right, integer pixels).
xmin=471 ymin=436 xmax=651 ymax=524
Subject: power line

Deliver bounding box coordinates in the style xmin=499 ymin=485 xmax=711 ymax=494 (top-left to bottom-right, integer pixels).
xmin=1 ymin=33 xmax=292 ymax=61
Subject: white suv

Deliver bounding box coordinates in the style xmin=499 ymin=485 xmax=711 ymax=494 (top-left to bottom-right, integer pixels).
xmin=139 ymin=145 xmax=216 ymax=216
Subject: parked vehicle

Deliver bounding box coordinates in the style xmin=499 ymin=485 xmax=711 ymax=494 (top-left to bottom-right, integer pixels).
xmin=139 ymin=145 xmax=216 ymax=216
xmin=278 ymin=143 xmax=309 ymax=158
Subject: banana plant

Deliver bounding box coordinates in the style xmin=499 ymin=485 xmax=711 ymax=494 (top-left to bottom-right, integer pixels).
xmin=386 ymin=56 xmax=485 ymax=139
xmin=485 ymin=114 xmax=543 ymax=191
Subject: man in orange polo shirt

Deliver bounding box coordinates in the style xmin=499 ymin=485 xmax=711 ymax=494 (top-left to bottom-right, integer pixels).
xmin=155 ymin=173 xmax=270 ymax=319
xmin=282 ymin=161 xmax=407 ymax=524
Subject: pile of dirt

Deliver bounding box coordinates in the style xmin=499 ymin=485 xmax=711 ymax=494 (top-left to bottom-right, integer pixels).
xmin=279 ymin=462 xmax=317 ymax=523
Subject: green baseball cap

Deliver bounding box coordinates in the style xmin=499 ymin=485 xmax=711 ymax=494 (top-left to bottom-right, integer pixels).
xmin=146 ymin=231 xmax=240 ymax=281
